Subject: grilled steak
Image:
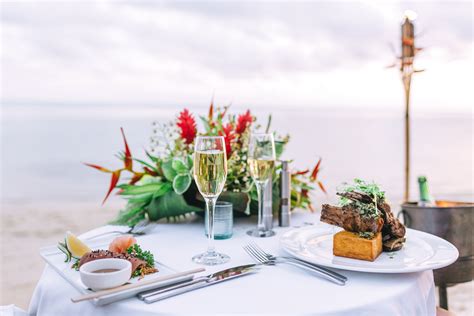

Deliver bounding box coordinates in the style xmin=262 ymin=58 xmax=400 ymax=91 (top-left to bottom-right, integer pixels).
xmin=321 ymin=204 xmax=383 ymax=233
xmin=321 ymin=190 xmax=406 ymax=252
xmin=337 ymin=191 xmax=406 ymax=239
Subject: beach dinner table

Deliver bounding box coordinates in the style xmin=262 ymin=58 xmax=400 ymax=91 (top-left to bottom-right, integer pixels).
xmin=29 ymin=211 xmax=436 ymax=315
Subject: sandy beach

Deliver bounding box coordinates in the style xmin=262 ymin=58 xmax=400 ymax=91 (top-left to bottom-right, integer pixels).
xmin=0 ymin=202 xmax=118 ymax=309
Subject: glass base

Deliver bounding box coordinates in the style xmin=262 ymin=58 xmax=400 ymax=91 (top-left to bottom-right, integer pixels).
xmin=246 ymin=228 xmax=276 ymax=238
xmin=192 ymin=251 xmax=230 ymax=266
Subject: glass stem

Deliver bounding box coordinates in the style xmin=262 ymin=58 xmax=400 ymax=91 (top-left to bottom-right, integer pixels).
xmin=257 ymin=181 xmax=266 ymax=231
xmin=205 ymin=197 xmax=217 ymax=255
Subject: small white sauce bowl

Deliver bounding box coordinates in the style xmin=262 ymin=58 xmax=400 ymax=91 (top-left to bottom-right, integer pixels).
xmin=79 ymin=258 xmax=132 ymax=291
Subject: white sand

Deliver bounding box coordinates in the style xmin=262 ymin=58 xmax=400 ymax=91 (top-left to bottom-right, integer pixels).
xmin=0 ymin=202 xmax=472 ymax=314
xmin=0 ymin=202 xmax=118 ymax=310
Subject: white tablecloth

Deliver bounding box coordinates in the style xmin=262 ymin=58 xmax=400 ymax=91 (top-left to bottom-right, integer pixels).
xmin=29 ymin=211 xmax=436 ymax=315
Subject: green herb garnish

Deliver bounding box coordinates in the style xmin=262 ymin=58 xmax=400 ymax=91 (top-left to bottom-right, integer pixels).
xmin=126 ymin=244 xmax=155 ymax=278
xmin=339 ymin=179 xmax=385 ymax=219
xmin=127 ymin=244 xmax=155 ymax=277
xmin=340 ymin=178 xmax=385 ymax=201
xmin=71 ymin=259 xmax=80 ymax=271
xmin=358 ymin=232 xmax=375 ymax=239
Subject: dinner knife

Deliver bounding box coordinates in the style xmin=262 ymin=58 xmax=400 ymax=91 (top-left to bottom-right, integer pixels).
xmin=138 ymin=264 xmax=259 ymax=303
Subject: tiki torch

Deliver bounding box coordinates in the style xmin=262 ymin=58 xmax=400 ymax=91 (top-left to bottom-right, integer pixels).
xmin=400 ymin=10 xmax=423 ymax=202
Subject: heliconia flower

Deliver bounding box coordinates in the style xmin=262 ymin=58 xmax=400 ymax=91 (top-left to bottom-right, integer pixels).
xmin=207 ymin=101 xmax=215 ymax=129
xmin=310 ymin=158 xmax=322 ymax=181
xmin=121 ymin=127 xmax=133 ymax=171
xmin=235 ymin=110 xmax=253 ymax=134
xmin=219 ymin=122 xmax=235 ymax=158
xmin=177 ymin=109 xmax=197 ymax=144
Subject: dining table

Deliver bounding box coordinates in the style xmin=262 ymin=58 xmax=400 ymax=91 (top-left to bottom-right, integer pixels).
xmin=29 ymin=211 xmax=436 ymax=315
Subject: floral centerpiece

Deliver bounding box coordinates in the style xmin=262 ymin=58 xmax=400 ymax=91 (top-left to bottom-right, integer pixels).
xmin=86 ymin=103 xmax=326 ymax=226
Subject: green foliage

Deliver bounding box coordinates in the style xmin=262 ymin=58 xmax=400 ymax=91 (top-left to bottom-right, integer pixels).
xmin=161 ymin=159 xmax=177 ymax=181
xmin=170 ymin=156 xmax=193 ymax=194
xmin=172 ymin=158 xmax=188 ymax=174
xmin=219 ymin=191 xmax=251 ymax=215
xmin=89 ymin=105 xmax=327 ymax=226
xmin=147 ymin=191 xmax=201 ymax=221
xmin=173 ymin=174 xmax=192 ymax=194
xmin=111 ymin=202 xmax=148 ymax=226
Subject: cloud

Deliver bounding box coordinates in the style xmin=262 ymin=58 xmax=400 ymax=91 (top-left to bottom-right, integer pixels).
xmin=0 ymin=0 xmax=472 ymax=111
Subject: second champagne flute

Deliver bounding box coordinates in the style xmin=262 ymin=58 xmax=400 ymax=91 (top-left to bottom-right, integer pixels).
xmin=247 ymin=133 xmax=276 ymax=237
xmin=192 ymin=136 xmax=230 ymax=265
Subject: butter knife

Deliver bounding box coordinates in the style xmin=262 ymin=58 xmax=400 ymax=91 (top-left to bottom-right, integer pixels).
xmin=139 ymin=264 xmax=258 ymax=303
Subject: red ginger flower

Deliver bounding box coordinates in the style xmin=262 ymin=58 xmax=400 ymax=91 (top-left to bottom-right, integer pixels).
xmin=177 ymin=109 xmax=197 ymax=145
xmin=219 ymin=122 xmax=235 ymax=158
xmin=235 ymin=110 xmax=253 ymax=134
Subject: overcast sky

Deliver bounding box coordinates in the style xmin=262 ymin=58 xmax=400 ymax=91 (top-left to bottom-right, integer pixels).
xmin=1 ymin=0 xmax=472 ymax=112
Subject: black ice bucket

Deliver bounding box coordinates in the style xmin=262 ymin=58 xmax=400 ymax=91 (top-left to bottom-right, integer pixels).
xmin=399 ymin=201 xmax=474 ymax=309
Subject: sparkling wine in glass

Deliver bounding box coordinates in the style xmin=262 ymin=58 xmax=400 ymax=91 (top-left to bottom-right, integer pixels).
xmin=247 ymin=133 xmax=276 ymax=237
xmin=192 ymin=136 xmax=230 ymax=265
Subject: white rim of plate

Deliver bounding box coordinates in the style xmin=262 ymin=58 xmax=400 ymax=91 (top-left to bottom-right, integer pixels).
xmin=279 ymin=225 xmax=459 ymax=273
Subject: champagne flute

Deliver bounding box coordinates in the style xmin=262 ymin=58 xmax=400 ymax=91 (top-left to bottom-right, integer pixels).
xmin=192 ymin=136 xmax=230 ymax=265
xmin=247 ymin=133 xmax=276 ymax=237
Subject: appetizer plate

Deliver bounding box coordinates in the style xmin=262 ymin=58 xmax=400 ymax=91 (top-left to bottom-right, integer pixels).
xmin=40 ymin=236 xmax=193 ymax=306
xmin=280 ymin=224 xmax=459 ymax=273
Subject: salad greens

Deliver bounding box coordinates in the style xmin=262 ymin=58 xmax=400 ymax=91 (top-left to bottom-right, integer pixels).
xmin=127 ymin=244 xmax=155 ymax=277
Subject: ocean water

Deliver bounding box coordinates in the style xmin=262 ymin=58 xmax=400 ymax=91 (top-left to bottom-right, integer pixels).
xmin=1 ymin=104 xmax=473 ymax=209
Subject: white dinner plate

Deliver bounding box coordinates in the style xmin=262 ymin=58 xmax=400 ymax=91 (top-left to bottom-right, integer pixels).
xmin=280 ymin=224 xmax=459 ymax=273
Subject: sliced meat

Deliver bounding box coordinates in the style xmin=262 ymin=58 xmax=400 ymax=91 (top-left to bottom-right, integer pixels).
xmin=78 ymin=250 xmax=147 ymax=274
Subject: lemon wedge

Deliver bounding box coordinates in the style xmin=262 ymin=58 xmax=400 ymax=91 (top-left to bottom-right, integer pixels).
xmin=65 ymin=231 xmax=91 ymax=259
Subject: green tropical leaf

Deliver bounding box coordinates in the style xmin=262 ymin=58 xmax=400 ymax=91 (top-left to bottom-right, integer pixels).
xmin=135 ymin=175 xmax=162 ymax=186
xmin=172 ymin=174 xmax=192 ymax=195
xmin=120 ymin=183 xmax=166 ymax=196
xmin=111 ymin=201 xmax=147 ymax=226
xmin=219 ymin=191 xmax=251 ymax=216
xmin=152 ymin=182 xmax=172 ymax=199
xmin=145 ymin=151 xmax=158 ymax=163
xmin=133 ymin=158 xmax=158 ymax=172
xmin=200 ymin=116 xmax=211 ymax=134
xmin=161 ymin=159 xmax=177 ymax=181
xmin=125 ymin=193 xmax=153 ymax=204
xmin=185 ymin=155 xmax=193 ymax=169
xmin=147 ymin=191 xmax=201 ymax=221
xmin=172 ymin=158 xmax=189 ymax=175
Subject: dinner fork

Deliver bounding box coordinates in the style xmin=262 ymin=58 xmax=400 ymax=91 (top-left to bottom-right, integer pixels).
xmin=85 ymin=220 xmax=156 ymax=240
xmin=243 ymin=243 xmax=347 ymax=285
